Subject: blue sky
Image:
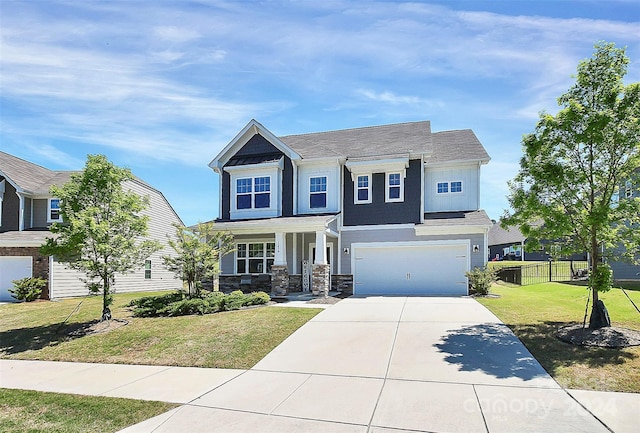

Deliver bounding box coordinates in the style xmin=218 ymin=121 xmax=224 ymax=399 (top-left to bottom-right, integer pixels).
xmin=1 ymin=0 xmax=639 ymax=226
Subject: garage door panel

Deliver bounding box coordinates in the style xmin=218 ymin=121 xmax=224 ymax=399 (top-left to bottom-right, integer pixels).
xmin=353 ymin=243 xmax=468 ymax=296
xmin=0 ymin=257 xmax=33 ymax=302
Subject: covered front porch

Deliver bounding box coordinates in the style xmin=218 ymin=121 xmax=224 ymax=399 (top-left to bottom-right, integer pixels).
xmin=215 ymin=215 xmax=352 ymax=296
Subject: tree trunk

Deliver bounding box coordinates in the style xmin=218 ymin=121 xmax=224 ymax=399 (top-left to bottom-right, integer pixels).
xmin=588 ymin=237 xmax=610 ymax=329
xmin=101 ymin=277 xmax=111 ymax=322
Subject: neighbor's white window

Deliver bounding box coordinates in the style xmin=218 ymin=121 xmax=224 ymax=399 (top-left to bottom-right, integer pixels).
xmin=436 ymin=181 xmax=463 ymax=194
xmin=48 ymin=198 xmax=62 ymax=222
xmin=309 ymin=176 xmax=327 ymax=209
xmin=451 ymin=181 xmax=463 ymax=193
xmin=386 ymin=172 xmax=403 ymax=202
xmin=355 ymin=174 xmax=371 ymax=204
xmin=236 ymin=176 xmax=271 ymax=210
xmin=625 ymin=179 xmax=633 ymax=199
xmin=236 ymin=242 xmax=275 ymax=274
xmin=436 ymin=182 xmax=449 ymax=194
xmin=144 ymin=260 xmax=151 ymax=279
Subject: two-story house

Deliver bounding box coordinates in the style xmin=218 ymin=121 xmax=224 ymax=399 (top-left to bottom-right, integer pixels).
xmin=209 ymin=119 xmax=492 ymax=296
xmin=0 ymin=151 xmax=183 ymax=301
xmin=609 ymin=173 xmax=640 ymax=281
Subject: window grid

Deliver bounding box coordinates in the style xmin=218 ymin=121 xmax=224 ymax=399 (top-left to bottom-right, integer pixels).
xmin=310 ymin=176 xmax=327 ymax=208
xmin=236 ymin=242 xmax=275 ymax=274
xmin=48 ymin=198 xmax=62 ymax=222
xmin=451 ymin=181 xmax=463 ymax=193
xmin=236 ymin=176 xmax=270 ymax=210
xmin=356 ymin=175 xmax=370 ymax=203
xmin=144 ymin=260 xmax=151 ymax=279
xmin=386 ymin=172 xmax=403 ymax=202
xmin=437 ymin=182 xmax=449 ymax=194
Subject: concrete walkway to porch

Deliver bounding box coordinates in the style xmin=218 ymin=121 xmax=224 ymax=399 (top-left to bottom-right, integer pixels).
xmin=1 ymin=296 xmax=636 ymax=432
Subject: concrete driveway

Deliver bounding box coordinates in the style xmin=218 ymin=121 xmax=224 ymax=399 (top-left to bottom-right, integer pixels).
xmin=117 ymin=296 xmax=612 ymax=433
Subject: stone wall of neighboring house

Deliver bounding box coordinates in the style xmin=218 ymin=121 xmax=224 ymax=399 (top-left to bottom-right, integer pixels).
xmin=0 ymin=247 xmax=50 ymax=299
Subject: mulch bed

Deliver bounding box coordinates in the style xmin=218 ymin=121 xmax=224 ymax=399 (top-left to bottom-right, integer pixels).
xmin=557 ymin=324 xmax=640 ymax=348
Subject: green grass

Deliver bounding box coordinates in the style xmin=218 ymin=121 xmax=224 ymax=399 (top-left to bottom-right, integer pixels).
xmin=0 ymin=388 xmax=176 ymax=433
xmin=0 ymin=291 xmax=321 ymax=368
xmin=477 ymin=282 xmax=640 ymax=392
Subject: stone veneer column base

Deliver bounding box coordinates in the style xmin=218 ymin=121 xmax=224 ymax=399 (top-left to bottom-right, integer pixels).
xmin=312 ymin=264 xmax=330 ymax=297
xmin=271 ymin=265 xmax=289 ymax=296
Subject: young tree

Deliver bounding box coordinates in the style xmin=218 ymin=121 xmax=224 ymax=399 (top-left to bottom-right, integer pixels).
xmin=163 ymin=222 xmax=234 ymax=296
xmin=503 ymin=42 xmax=640 ymax=329
xmin=41 ymin=155 xmax=160 ymax=321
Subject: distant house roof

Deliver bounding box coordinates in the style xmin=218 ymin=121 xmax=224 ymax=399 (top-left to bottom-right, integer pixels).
xmin=0 ymin=151 xmax=75 ymax=195
xmin=488 ymin=222 xmax=526 ymax=246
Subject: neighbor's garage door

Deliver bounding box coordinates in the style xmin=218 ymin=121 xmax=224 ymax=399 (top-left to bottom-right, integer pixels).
xmin=352 ymin=242 xmax=469 ymax=296
xmin=0 ymin=257 xmax=33 ymax=301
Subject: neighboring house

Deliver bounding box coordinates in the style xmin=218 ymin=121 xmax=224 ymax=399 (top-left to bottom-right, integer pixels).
xmin=609 ymin=173 xmax=640 ymax=281
xmin=0 ymin=151 xmax=183 ymax=301
xmin=208 ymin=119 xmax=493 ymax=296
xmin=488 ymin=221 xmax=588 ymax=262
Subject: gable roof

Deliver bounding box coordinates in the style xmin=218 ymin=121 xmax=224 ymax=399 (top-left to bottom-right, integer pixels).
xmin=488 ymin=222 xmax=526 ymax=246
xmin=428 ymin=130 xmax=491 ymax=165
xmin=0 ymin=151 xmax=75 ymax=195
xmin=279 ymin=121 xmax=433 ymax=160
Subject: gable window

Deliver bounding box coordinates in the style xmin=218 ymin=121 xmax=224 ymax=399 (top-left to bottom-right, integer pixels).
xmin=386 ymin=172 xmax=403 ymax=202
xmin=355 ymin=174 xmax=371 ymax=204
xmin=236 ymin=242 xmax=275 ymax=273
xmin=144 ymin=260 xmax=151 ymax=279
xmin=310 ymin=176 xmax=327 ymax=208
xmin=436 ymin=181 xmax=463 ymax=194
xmin=236 ymin=176 xmax=270 ymax=210
xmin=48 ymin=198 xmax=62 ymax=222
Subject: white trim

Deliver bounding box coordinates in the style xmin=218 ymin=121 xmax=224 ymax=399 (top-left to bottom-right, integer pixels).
xmin=425 ymin=158 xmax=490 ymax=168
xmin=346 ymin=157 xmax=409 ymax=177
xmin=385 ymin=171 xmax=404 ymax=203
xmin=234 ymin=240 xmax=276 ymax=274
xmin=340 ymin=223 xmax=415 ymax=231
xmin=309 ymin=175 xmax=328 ymax=210
xmin=435 ymin=180 xmax=463 ymax=195
xmin=17 ymin=192 xmax=24 ymax=230
xmin=415 ymin=224 xmax=491 ymax=236
xmin=420 ymin=158 xmax=425 ymax=223
xmin=223 ymin=158 xmax=284 ymax=173
xmin=47 ymin=198 xmax=62 ymax=223
xmin=354 ymin=174 xmax=372 ymax=205
xmin=49 ymin=255 xmax=54 ymax=298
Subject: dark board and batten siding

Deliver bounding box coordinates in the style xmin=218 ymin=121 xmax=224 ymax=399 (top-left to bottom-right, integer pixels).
xmin=221 ymin=133 xmax=294 ymax=220
xmin=342 ymin=159 xmax=422 ymax=226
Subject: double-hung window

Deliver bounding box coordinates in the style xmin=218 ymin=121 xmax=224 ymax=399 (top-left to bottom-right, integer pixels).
xmin=386 ymin=172 xmax=403 ymax=202
xmin=144 ymin=260 xmax=151 ymax=279
xmin=236 ymin=242 xmax=275 ymax=274
xmin=355 ymin=174 xmax=371 ymax=204
xmin=48 ymin=198 xmax=62 ymax=222
xmin=236 ymin=177 xmax=270 ymax=210
xmin=310 ymin=176 xmax=327 ymax=209
xmin=625 ymin=179 xmax=633 ymax=199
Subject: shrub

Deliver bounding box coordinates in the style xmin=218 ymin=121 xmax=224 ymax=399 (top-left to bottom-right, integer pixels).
xmin=128 ymin=291 xmax=186 ymax=317
xmin=9 ymin=277 xmax=46 ymax=302
xmin=222 ymin=290 xmax=247 ymax=311
xmin=247 ymin=291 xmax=271 ymax=306
xmin=465 ymin=266 xmax=496 ymax=296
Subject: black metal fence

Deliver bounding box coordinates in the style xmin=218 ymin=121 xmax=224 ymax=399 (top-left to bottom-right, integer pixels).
xmin=496 ymin=261 xmax=589 ymax=286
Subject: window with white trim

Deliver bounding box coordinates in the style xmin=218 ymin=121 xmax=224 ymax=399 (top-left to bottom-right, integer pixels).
xmin=144 ymin=260 xmax=151 ymax=279
xmin=625 ymin=179 xmax=633 ymax=199
xmin=355 ymin=174 xmax=371 ymax=204
xmin=436 ymin=181 xmax=463 ymax=194
xmin=236 ymin=176 xmax=270 ymax=210
xmin=48 ymin=198 xmax=62 ymax=222
xmin=386 ymin=172 xmax=403 ymax=202
xmin=236 ymin=242 xmax=275 ymax=274
xmin=309 ymin=176 xmax=327 ymax=208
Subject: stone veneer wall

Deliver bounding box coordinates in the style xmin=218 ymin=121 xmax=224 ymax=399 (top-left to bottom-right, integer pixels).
xmin=331 ymin=274 xmax=353 ymax=295
xmin=218 ymin=274 xmax=272 ymax=293
xmin=288 ymin=274 xmax=302 ymax=292
xmin=271 ymin=265 xmax=289 ymax=296
xmin=312 ymin=264 xmax=330 ymax=297
xmin=0 ymin=247 xmax=50 ymax=299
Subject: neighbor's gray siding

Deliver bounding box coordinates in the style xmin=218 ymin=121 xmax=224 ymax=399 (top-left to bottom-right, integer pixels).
xmin=50 ymin=180 xmax=183 ymax=298
xmin=0 ymin=181 xmax=19 ymax=232
xmin=610 ymin=260 xmax=640 ymax=280
xmin=343 ymin=159 xmax=422 ymax=226
xmin=340 ymin=227 xmax=486 ymax=274
xmin=32 ymin=199 xmax=48 ymax=228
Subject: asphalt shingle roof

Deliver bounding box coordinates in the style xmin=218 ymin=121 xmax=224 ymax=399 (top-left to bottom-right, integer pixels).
xmin=488 ymin=222 xmax=526 ymax=246
xmin=0 ymin=151 xmax=75 ymax=194
xmin=419 ymin=210 xmax=493 ymax=227
xmin=428 ymin=130 xmax=490 ymax=164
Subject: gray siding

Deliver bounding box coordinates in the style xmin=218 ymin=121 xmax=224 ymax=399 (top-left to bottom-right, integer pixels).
xmin=0 ymin=181 xmax=19 ymax=232
xmin=50 ymin=179 xmax=183 ymax=298
xmin=340 ymin=227 xmax=486 ymax=274
xmin=343 ymin=159 xmax=422 ymax=226
xmin=610 ymin=260 xmax=640 ymax=280
xmin=23 ymin=198 xmax=32 ymax=229
xmin=32 ymin=199 xmax=48 ymax=228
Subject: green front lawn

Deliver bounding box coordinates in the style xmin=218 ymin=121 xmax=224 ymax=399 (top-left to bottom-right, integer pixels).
xmin=0 ymin=291 xmax=321 ymax=368
xmin=477 ymin=282 xmax=640 ymax=392
xmin=0 ymin=388 xmax=176 ymax=433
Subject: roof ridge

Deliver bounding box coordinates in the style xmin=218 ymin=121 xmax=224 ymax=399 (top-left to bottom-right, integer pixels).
xmin=279 ymin=120 xmax=430 ymax=138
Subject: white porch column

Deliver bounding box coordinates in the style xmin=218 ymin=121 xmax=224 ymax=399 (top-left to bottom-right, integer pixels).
xmin=314 ymin=230 xmax=327 ymax=264
xmin=274 ymin=232 xmax=287 ymax=266
xmin=17 ymin=192 xmax=24 ymax=231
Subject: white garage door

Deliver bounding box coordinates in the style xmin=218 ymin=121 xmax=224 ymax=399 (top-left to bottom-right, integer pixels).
xmin=352 ymin=242 xmax=469 ymax=296
xmin=0 ymin=256 xmax=33 ymax=302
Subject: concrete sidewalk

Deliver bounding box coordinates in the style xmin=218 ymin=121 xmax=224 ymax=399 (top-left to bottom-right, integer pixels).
xmin=1 ymin=297 xmax=637 ymax=432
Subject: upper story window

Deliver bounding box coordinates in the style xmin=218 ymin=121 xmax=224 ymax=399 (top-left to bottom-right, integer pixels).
xmin=625 ymin=179 xmax=633 ymax=199
xmin=236 ymin=242 xmax=275 ymax=274
xmin=48 ymin=198 xmax=62 ymax=223
xmin=310 ymin=176 xmax=327 ymax=208
xmin=386 ymin=172 xmax=404 ymax=203
xmin=355 ymin=174 xmax=371 ymax=204
xmin=236 ymin=176 xmax=270 ymax=210
xmin=436 ymin=181 xmax=463 ymax=194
